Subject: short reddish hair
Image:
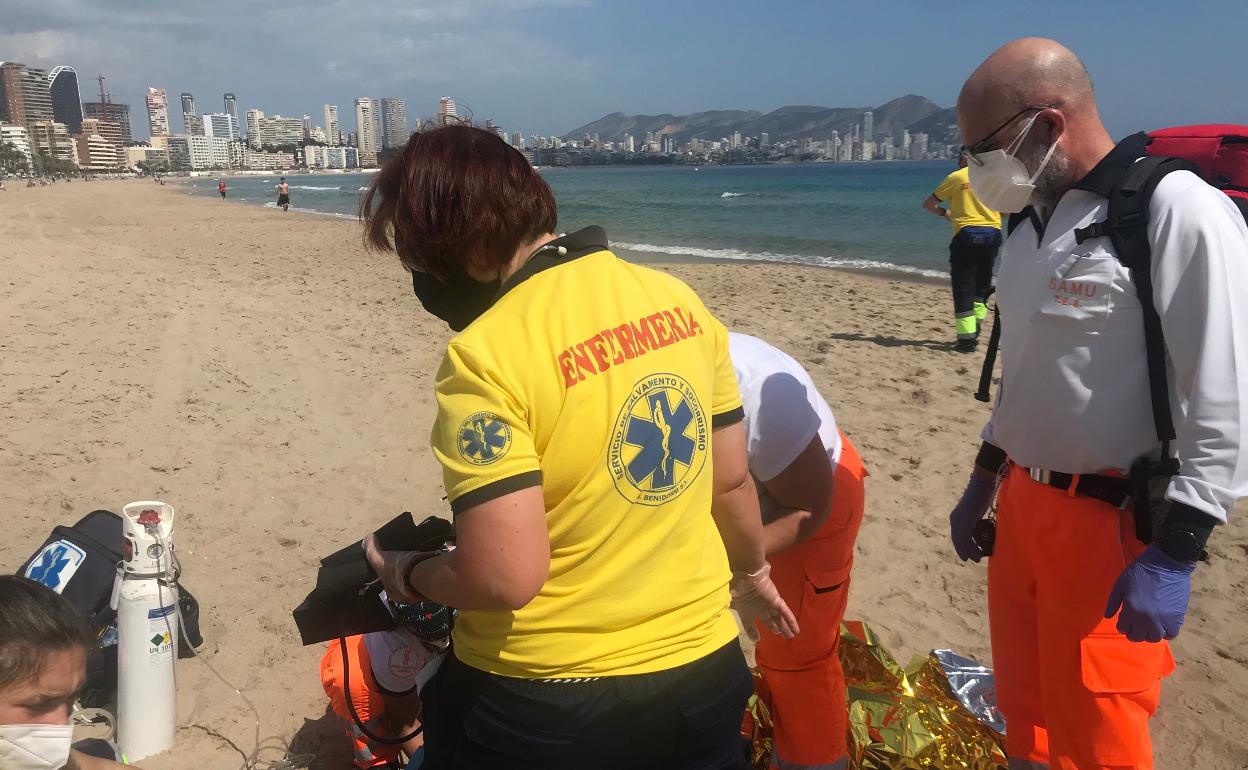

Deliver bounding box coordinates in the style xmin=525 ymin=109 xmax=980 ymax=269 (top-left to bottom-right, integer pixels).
xmin=360 ymin=125 xmax=558 ymax=278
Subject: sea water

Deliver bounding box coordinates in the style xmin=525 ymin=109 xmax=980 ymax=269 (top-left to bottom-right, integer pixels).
xmin=185 ymin=160 xmax=958 ymax=278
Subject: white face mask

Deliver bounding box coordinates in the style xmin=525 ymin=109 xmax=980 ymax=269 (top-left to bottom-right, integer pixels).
xmin=0 ymin=724 xmax=74 ymax=770
xmin=967 ymin=113 xmax=1059 ymax=214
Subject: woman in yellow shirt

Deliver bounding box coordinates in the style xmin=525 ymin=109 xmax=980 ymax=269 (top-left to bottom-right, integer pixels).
xmin=360 ymin=125 xmax=795 ymax=769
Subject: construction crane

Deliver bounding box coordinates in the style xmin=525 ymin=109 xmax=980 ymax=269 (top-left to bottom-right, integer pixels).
xmin=97 ymin=73 xmax=108 ymax=104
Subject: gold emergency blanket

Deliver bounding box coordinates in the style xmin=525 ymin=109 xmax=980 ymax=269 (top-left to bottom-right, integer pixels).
xmin=743 ymin=620 xmax=1007 ymax=770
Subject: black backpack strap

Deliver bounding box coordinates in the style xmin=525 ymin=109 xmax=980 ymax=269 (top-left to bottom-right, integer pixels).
xmin=975 ymin=300 xmax=1000 ymax=403
xmin=1103 ymin=155 xmax=1201 ymax=453
xmin=974 ymin=215 xmax=1034 ymax=406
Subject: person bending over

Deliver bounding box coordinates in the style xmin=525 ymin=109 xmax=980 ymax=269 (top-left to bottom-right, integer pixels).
xmin=730 ymin=332 xmax=867 ymax=770
xmin=320 ymin=597 xmax=454 ymax=769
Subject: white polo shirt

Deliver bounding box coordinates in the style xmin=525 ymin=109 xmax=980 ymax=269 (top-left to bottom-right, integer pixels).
xmin=984 ymin=135 xmax=1248 ymax=522
xmin=729 ymin=333 xmax=842 ymax=493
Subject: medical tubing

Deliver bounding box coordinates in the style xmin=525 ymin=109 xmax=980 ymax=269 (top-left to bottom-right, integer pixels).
xmin=150 ymin=531 xmax=314 ymax=770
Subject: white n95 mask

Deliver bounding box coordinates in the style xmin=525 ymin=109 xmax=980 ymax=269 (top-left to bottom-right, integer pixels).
xmin=0 ymin=723 xmax=74 ymax=770
xmin=967 ymin=113 xmax=1059 ymax=214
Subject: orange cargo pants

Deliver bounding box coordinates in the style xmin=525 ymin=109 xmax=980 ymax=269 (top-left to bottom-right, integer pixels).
xmin=321 ymin=636 xmax=403 ymax=769
xmin=754 ymin=435 xmax=867 ymax=770
xmin=989 ymin=465 xmax=1176 ymax=770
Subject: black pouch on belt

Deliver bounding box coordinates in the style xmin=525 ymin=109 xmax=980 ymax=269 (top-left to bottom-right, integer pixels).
xmin=1128 ymin=455 xmax=1180 ymax=544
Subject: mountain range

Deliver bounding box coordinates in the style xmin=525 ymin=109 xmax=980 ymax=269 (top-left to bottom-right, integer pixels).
xmin=563 ymin=95 xmax=958 ymax=145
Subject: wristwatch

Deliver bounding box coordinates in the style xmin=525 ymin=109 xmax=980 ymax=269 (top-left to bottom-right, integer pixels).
xmin=1157 ymin=528 xmax=1208 ymax=564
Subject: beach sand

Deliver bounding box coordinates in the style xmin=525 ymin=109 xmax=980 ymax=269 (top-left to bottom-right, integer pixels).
xmin=2 ymin=181 xmax=1245 ymax=769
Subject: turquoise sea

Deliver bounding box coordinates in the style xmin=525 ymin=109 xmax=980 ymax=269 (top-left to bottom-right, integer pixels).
xmin=184 ymin=161 xmax=959 ymax=278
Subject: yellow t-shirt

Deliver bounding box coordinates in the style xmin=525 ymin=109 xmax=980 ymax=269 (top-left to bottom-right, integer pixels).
xmin=933 ymin=166 xmax=1002 ymax=235
xmin=431 ymin=227 xmax=743 ymax=679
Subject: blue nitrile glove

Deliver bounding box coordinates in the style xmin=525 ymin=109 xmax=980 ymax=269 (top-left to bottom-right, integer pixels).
xmin=1104 ymin=544 xmax=1196 ymax=643
xmin=950 ymin=472 xmax=996 ymax=563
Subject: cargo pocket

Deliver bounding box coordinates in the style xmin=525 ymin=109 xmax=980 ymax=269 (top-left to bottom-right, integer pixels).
xmin=1076 ymin=634 xmax=1173 ymax=764
xmin=795 ymin=562 xmax=852 ymax=659
xmin=1080 ymin=633 xmax=1174 ymax=697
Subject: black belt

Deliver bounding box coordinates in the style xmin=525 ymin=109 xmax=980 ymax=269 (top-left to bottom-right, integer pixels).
xmin=1024 ymin=467 xmax=1132 ymax=509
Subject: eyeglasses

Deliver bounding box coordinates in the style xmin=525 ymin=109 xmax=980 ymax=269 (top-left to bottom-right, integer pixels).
xmin=960 ymin=105 xmax=1056 ymax=165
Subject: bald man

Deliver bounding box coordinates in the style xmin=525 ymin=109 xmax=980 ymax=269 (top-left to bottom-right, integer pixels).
xmin=949 ymin=38 xmax=1248 ymax=769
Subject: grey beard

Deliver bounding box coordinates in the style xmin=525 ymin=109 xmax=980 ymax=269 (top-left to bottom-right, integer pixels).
xmin=1020 ymin=142 xmax=1074 ymax=211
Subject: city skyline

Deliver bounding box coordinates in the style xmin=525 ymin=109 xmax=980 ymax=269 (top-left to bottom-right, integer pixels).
xmin=2 ymin=1 xmax=1247 ymax=141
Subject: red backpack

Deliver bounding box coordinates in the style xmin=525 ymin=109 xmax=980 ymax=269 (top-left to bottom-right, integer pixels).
xmin=1147 ymin=125 xmax=1248 ymax=218
xmin=976 ymin=125 xmax=1248 ymax=541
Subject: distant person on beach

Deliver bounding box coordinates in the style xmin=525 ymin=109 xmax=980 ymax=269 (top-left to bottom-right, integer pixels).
xmin=924 ymin=156 xmax=1001 ymax=353
xmin=0 ymin=576 xmax=139 ymax=770
xmin=277 ymin=177 xmax=291 ymax=212
xmin=950 ymin=38 xmax=1248 ymax=769
xmin=729 ymin=332 xmax=866 ymax=770
xmin=360 ymin=124 xmax=795 ymax=769
xmin=218 ymin=180 xmax=227 ymax=200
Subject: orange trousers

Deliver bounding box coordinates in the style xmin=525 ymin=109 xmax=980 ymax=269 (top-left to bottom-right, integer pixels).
xmin=989 ymin=465 xmax=1175 ymax=770
xmin=754 ymin=435 xmax=866 ymax=770
xmin=321 ymin=636 xmax=402 ymax=769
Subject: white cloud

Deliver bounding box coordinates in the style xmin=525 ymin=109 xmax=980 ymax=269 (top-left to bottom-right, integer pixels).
xmin=0 ymin=0 xmax=598 ymax=133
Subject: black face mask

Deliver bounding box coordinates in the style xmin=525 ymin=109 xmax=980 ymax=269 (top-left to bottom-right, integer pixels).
xmin=411 ymin=268 xmax=500 ymax=331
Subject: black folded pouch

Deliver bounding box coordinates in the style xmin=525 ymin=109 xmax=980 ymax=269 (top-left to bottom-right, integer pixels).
xmin=293 ymin=513 xmax=455 ymax=645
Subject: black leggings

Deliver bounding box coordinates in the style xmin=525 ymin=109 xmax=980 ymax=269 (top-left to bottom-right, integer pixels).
xmin=419 ymin=641 xmax=753 ymax=770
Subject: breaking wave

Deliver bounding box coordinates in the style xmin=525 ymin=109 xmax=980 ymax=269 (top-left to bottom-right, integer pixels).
xmin=613 ymin=241 xmax=946 ymax=279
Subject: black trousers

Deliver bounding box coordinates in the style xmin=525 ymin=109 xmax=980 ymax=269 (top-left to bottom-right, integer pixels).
xmin=419 ymin=641 xmax=753 ymax=770
xmin=949 ymin=227 xmax=1001 ymax=340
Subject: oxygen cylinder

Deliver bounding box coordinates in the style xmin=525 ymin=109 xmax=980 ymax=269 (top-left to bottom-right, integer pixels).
xmin=113 ymin=501 xmax=179 ymax=761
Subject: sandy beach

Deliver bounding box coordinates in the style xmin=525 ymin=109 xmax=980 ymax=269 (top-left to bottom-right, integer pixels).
xmin=2 ymin=180 xmax=1245 ymax=769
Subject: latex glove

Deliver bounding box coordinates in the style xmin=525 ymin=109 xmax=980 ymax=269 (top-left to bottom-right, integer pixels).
xmin=363 ymin=533 xmax=441 ymax=604
xmin=730 ymin=563 xmax=800 ymax=642
xmin=950 ymin=472 xmax=996 ymax=563
xmin=1104 ymin=544 xmax=1195 ymax=643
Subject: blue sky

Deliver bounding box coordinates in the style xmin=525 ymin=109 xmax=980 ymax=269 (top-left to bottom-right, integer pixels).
xmin=3 ymin=0 xmax=1245 ymax=140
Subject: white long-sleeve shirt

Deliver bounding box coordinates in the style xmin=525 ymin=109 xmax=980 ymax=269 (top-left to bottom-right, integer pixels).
xmin=984 ymin=137 xmax=1248 ymax=522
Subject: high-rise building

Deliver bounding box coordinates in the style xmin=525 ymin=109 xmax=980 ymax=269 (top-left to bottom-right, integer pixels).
xmin=223 ymin=93 xmax=237 ymax=121
xmin=28 ymin=119 xmax=76 ymax=166
xmin=81 ymin=101 xmax=131 ymax=144
xmin=203 ymin=112 xmax=239 ymax=141
xmin=146 ymin=88 xmax=170 ymax=137
xmin=863 ymin=110 xmax=874 ymax=141
xmin=46 ymin=66 xmax=83 ymax=134
xmin=624 ymin=133 xmax=635 ymax=153
xmin=76 ymin=118 xmax=124 ymax=170
xmin=245 ymin=109 xmax=263 ymax=149
xmin=167 ymin=134 xmax=233 ymax=170
xmin=760 ymin=132 xmax=770 ymax=148
xmin=252 ymin=115 xmax=303 ymax=148
xmin=180 ymin=92 xmax=196 ymax=133
xmin=380 ymin=97 xmax=407 ymax=149
xmin=437 ymin=97 xmax=457 ymax=126
xmin=323 ymin=104 xmax=339 ymax=146
xmin=80 ymin=116 xmax=124 ymax=151
xmin=510 ymin=132 xmax=523 ymax=149
xmin=305 ymin=144 xmax=360 ymax=170
xmin=355 ymin=97 xmax=379 ymax=164
xmin=0 ymin=122 xmax=33 ymax=172
xmin=0 ymin=62 xmax=54 ymax=131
